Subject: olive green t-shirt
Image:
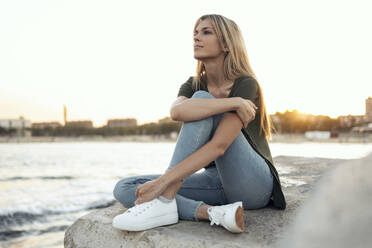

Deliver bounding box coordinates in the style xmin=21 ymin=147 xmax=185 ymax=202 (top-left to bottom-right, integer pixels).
xmin=177 ymin=75 xmax=286 ymax=209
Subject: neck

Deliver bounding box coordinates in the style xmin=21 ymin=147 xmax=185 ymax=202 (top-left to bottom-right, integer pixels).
xmin=203 ymin=55 xmax=229 ymax=88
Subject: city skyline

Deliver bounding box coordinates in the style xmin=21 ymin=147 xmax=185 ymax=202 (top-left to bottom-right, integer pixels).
xmin=3 ymin=97 xmax=371 ymax=128
xmin=2 ymin=98 xmax=371 ymax=127
xmin=1 ymin=0 xmax=371 ymax=126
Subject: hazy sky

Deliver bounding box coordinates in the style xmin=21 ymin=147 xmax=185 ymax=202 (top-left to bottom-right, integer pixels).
xmin=1 ymin=0 xmax=371 ymax=127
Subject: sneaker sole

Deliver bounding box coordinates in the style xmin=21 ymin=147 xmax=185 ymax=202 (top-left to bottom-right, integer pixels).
xmin=224 ymin=202 xmax=244 ymax=233
xmin=235 ymin=206 xmax=245 ymax=232
xmin=113 ymin=212 xmax=178 ymax=231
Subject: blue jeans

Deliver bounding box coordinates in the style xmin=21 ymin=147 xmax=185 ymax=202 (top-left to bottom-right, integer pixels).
xmin=113 ymin=90 xmax=273 ymax=221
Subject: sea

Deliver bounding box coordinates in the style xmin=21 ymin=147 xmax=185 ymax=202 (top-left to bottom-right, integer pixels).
xmin=0 ymin=141 xmax=371 ymax=248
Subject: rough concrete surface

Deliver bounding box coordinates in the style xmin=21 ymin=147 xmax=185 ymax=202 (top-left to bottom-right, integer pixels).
xmin=64 ymin=155 xmax=368 ymax=248
xmin=278 ymin=152 xmax=372 ymax=248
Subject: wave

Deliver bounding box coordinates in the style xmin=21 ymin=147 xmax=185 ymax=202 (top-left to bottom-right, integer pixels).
xmin=86 ymin=199 xmax=117 ymax=210
xmin=0 ymin=200 xmax=116 ymax=228
xmin=0 ymin=225 xmax=69 ymax=241
xmin=0 ymin=176 xmax=75 ymax=181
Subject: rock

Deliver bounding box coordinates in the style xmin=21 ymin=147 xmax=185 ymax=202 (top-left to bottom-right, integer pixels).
xmin=64 ymin=156 xmax=349 ymax=248
xmin=279 ymin=152 xmax=372 ymax=248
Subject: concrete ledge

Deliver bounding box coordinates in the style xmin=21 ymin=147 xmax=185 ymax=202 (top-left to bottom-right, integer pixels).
xmin=64 ymin=155 xmax=359 ymax=248
xmin=279 ymin=152 xmax=372 ymax=248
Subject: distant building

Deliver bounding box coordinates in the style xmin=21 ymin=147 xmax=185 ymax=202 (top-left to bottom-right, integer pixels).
xmin=32 ymin=122 xmax=62 ymax=129
xmin=351 ymin=124 xmax=372 ymax=134
xmin=107 ymin=118 xmax=137 ymax=128
xmin=158 ymin=117 xmax=174 ymax=124
xmin=66 ymin=120 xmax=93 ymax=128
xmin=0 ymin=116 xmax=31 ymax=136
xmin=338 ymin=115 xmax=365 ymax=128
xmin=305 ymin=131 xmax=331 ymax=140
xmin=366 ymin=97 xmax=372 ymax=123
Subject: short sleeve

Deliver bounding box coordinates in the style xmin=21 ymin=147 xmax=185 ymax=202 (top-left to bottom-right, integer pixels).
xmin=231 ymin=76 xmax=258 ymax=101
xmin=177 ymin=76 xmax=195 ymax=98
xmin=229 ymin=76 xmax=259 ymax=113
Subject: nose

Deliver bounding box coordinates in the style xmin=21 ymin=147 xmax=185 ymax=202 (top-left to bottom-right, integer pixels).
xmin=193 ymin=33 xmax=200 ymax=42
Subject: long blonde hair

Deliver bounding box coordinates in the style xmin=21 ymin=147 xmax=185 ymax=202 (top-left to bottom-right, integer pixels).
xmin=192 ymin=14 xmax=274 ymax=140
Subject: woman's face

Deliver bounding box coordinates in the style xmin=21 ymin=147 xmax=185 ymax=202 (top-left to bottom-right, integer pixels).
xmin=193 ymin=19 xmax=225 ymax=61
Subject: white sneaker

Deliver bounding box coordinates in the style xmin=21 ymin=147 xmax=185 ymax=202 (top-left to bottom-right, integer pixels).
xmin=112 ymin=196 xmax=178 ymax=231
xmin=207 ymin=201 xmax=245 ymax=233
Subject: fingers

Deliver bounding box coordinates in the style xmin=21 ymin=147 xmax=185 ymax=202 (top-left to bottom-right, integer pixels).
xmin=237 ymin=110 xmax=250 ymax=128
xmin=135 ymin=195 xmax=151 ymax=205
xmin=135 ymin=189 xmax=143 ymax=205
xmin=237 ymin=102 xmax=258 ymax=128
xmin=238 ymin=111 xmax=248 ymax=128
xmin=252 ymin=103 xmax=258 ymax=110
xmin=245 ymin=99 xmax=258 ymax=111
xmin=135 ymin=197 xmax=147 ymax=205
xmin=241 ymin=119 xmax=247 ymax=128
xmin=135 ymin=186 xmax=141 ymax=197
xmin=247 ymin=102 xmax=257 ymax=119
xmin=243 ymin=110 xmax=256 ymax=128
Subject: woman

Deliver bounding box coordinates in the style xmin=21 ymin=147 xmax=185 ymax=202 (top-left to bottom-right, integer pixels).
xmin=112 ymin=14 xmax=286 ymax=233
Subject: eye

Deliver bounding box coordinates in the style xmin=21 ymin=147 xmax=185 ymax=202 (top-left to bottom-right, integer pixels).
xmin=194 ymin=30 xmax=212 ymax=36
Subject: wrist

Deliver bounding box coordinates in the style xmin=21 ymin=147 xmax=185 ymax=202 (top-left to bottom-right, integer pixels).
xmin=230 ymin=97 xmax=241 ymax=111
xmin=159 ymin=168 xmax=185 ymax=186
xmin=157 ymin=173 xmax=173 ymax=187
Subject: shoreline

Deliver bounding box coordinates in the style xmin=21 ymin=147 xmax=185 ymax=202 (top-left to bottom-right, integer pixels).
xmin=0 ymin=134 xmax=371 ymax=144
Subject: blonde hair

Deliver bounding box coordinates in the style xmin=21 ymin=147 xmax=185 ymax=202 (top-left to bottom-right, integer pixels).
xmin=192 ymin=14 xmax=274 ymax=140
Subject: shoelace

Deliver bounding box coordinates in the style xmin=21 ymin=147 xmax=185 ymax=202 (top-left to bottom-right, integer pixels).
xmin=208 ymin=207 xmax=225 ymax=226
xmin=127 ymin=199 xmax=157 ymax=216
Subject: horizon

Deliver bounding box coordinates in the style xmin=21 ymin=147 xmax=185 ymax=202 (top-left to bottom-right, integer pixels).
xmin=1 ymin=0 xmax=371 ymax=127
xmin=2 ymin=106 xmax=369 ymax=128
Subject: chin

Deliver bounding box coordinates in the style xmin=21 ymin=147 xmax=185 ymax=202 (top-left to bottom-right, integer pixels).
xmin=193 ymin=51 xmax=220 ymax=62
xmin=193 ymin=53 xmax=206 ymax=61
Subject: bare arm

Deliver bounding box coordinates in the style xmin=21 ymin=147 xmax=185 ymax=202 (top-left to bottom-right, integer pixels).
xmin=170 ymin=96 xmax=257 ymax=128
xmin=159 ymin=112 xmax=244 ymax=185
xmin=170 ymin=96 xmax=240 ymax=122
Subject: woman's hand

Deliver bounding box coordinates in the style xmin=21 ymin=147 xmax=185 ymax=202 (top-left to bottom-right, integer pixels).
xmin=234 ymin=97 xmax=258 ymax=128
xmin=134 ymin=178 xmax=168 ymax=205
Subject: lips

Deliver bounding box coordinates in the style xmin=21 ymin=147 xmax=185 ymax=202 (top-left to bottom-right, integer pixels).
xmin=194 ymin=45 xmax=203 ymax=48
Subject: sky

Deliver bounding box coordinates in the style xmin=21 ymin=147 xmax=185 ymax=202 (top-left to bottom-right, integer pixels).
xmin=0 ymin=0 xmax=371 ymax=127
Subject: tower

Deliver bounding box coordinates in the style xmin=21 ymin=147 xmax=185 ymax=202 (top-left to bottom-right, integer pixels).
xmin=63 ymin=104 xmax=67 ymax=126
xmin=366 ymin=97 xmax=372 ymax=123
